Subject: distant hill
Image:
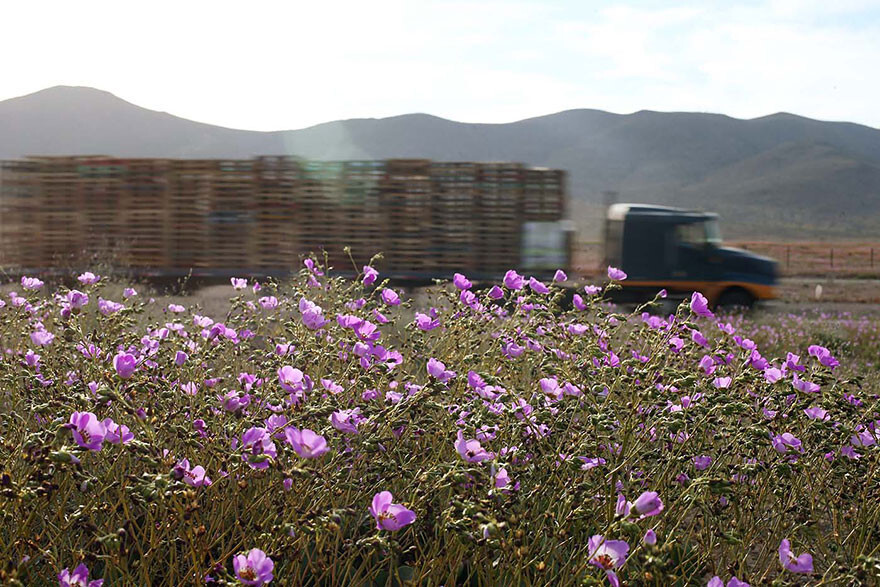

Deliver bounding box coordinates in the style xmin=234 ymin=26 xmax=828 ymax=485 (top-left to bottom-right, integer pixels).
xmin=2 ymin=86 xmax=879 ymax=240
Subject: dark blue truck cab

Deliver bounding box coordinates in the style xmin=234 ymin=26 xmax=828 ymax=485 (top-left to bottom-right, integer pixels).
xmin=603 ymin=204 xmax=777 ymax=308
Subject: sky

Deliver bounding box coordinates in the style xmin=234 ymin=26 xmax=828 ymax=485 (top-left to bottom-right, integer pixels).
xmin=2 ymin=0 xmax=879 ymax=130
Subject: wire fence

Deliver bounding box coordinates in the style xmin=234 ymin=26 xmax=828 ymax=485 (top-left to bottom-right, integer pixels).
xmin=573 ymin=242 xmax=880 ymax=278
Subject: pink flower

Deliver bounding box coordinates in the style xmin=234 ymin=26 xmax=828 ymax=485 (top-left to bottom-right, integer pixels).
xmin=690 ymin=291 xmax=714 ymax=318
xmin=455 ymin=429 xmax=493 ymax=463
xmin=68 ymin=412 xmax=106 ymax=451
xmin=233 ymin=548 xmax=274 ymax=585
xmin=380 ymin=288 xmax=401 ymax=306
xmin=503 ymin=270 xmax=524 ymax=290
xmin=175 ymin=458 xmax=212 ymax=488
xmin=632 ymin=490 xmax=664 ymax=518
xmin=102 ymin=418 xmax=133 ymax=445
xmin=21 ymin=276 xmax=44 ymax=290
xmin=453 ymin=273 xmax=473 ymax=290
xmin=113 ymin=351 xmax=137 ymax=379
xmin=77 ymin=271 xmax=100 ymax=285
xmin=369 ymin=491 xmax=416 ymax=531
xmin=528 ymin=277 xmax=550 ymax=294
xmin=58 ymin=563 xmax=103 ymax=587
xmin=427 ymin=358 xmax=456 ymax=382
xmin=330 ymin=409 xmax=361 ymax=435
xmin=277 ymin=366 xmax=304 ymax=392
xmin=285 ymin=427 xmax=330 ymax=459
xmin=607 ymin=266 xmax=627 ymax=281
xmin=362 ymin=265 xmax=379 ymax=286
xmin=778 ymin=539 xmax=813 ymax=574
xmin=414 ymin=312 xmax=440 ymax=331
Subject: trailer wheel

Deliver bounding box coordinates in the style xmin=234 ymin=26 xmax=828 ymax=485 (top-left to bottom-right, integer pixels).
xmin=715 ymin=287 xmax=754 ymax=311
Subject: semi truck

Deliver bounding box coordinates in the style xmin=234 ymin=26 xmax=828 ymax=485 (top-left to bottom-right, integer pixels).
xmin=602 ymin=203 xmax=778 ymax=308
xmin=0 ymin=156 xmax=777 ymax=307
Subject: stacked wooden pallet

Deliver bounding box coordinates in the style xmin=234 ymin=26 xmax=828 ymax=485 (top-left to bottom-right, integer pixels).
xmin=475 ymin=162 xmax=524 ymax=273
xmin=0 ymin=156 xmax=567 ymax=275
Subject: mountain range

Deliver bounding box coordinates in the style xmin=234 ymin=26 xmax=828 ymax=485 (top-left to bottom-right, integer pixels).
xmin=1 ymin=86 xmax=879 ymax=240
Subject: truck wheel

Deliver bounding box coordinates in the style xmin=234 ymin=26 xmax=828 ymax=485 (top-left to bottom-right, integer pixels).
xmin=715 ymin=288 xmax=754 ymax=311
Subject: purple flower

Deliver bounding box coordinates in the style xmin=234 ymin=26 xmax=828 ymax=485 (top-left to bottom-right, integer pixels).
xmin=792 ymin=374 xmax=820 ymax=393
xmin=693 ymin=455 xmax=712 ymax=470
xmin=21 ymin=276 xmax=44 ymax=291
xmin=380 ymin=288 xmax=401 ymax=306
xmin=588 ymin=534 xmax=629 ymax=587
xmin=278 ymin=366 xmax=304 ymax=392
xmin=633 ymin=490 xmax=664 ymax=517
xmin=58 ymin=563 xmax=103 ymax=587
xmin=808 ymin=344 xmax=839 ymax=369
xmin=453 ymin=273 xmax=473 ymax=290
xmin=763 ymin=367 xmax=783 ymax=383
xmin=113 ymin=351 xmax=137 ymax=379
xmin=503 ymin=270 xmax=524 ymax=290
xmin=772 ymin=433 xmax=803 ymax=454
xmin=354 ymin=320 xmax=381 ymax=342
xmin=369 ymin=491 xmax=416 ymax=531
xmin=427 ymin=358 xmax=456 ymax=382
xmin=414 ymin=312 xmax=440 ymax=331
xmin=455 ymin=429 xmax=493 ymax=463
xmin=330 ymin=409 xmax=361 ymax=435
xmin=494 ymin=468 xmax=511 ymax=489
xmin=303 ymin=258 xmax=324 ymax=275
xmin=584 ymin=284 xmax=602 ymax=295
xmin=66 ymin=290 xmax=90 ymax=309
xmin=804 ymin=406 xmax=829 ymax=421
xmin=362 ymin=265 xmax=379 ymax=286
xmin=554 ymin=269 xmax=567 ymax=282
xmin=285 ymin=427 xmax=330 ymax=459
xmin=68 ymin=412 xmax=106 ymax=451
xmin=174 ymin=350 xmax=188 ymax=366
xmin=31 ymin=329 xmax=55 ymax=346
xmin=258 ymin=296 xmax=278 ymax=310
xmin=709 ymin=577 xmax=750 ymax=587
xmin=643 ymin=529 xmax=657 ymax=545
xmin=240 ymin=427 xmax=277 ymax=469
xmin=488 ymin=285 xmax=504 ymax=299
xmin=233 ymin=548 xmax=274 ymax=585
xmin=607 ymin=266 xmax=627 ymax=281
xmin=778 ymin=539 xmax=813 ymax=574
xmin=690 ymin=292 xmax=714 ymax=318
xmin=97 ymin=298 xmax=124 ymax=315
xmin=175 ymin=458 xmax=213 ymax=487
xmin=77 ymin=271 xmax=100 ymax=285
xmin=578 ymin=456 xmax=606 ymax=470
xmin=528 ymin=277 xmax=550 ymax=294
xmin=713 ymin=377 xmax=731 ymax=389
xmin=299 ymin=298 xmax=329 ymax=330
xmin=231 ymin=277 xmax=248 ymax=290
xmin=102 ymin=418 xmax=133 ymax=445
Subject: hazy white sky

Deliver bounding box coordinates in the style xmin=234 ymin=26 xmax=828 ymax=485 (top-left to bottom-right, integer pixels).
xmin=2 ymin=0 xmax=878 ymax=130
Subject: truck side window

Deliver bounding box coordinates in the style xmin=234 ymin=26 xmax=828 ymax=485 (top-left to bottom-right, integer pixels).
xmin=675 ymin=223 xmax=707 ymax=246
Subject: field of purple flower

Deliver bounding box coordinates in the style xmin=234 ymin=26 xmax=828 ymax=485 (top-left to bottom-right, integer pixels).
xmin=1 ymin=262 xmax=879 ymax=586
